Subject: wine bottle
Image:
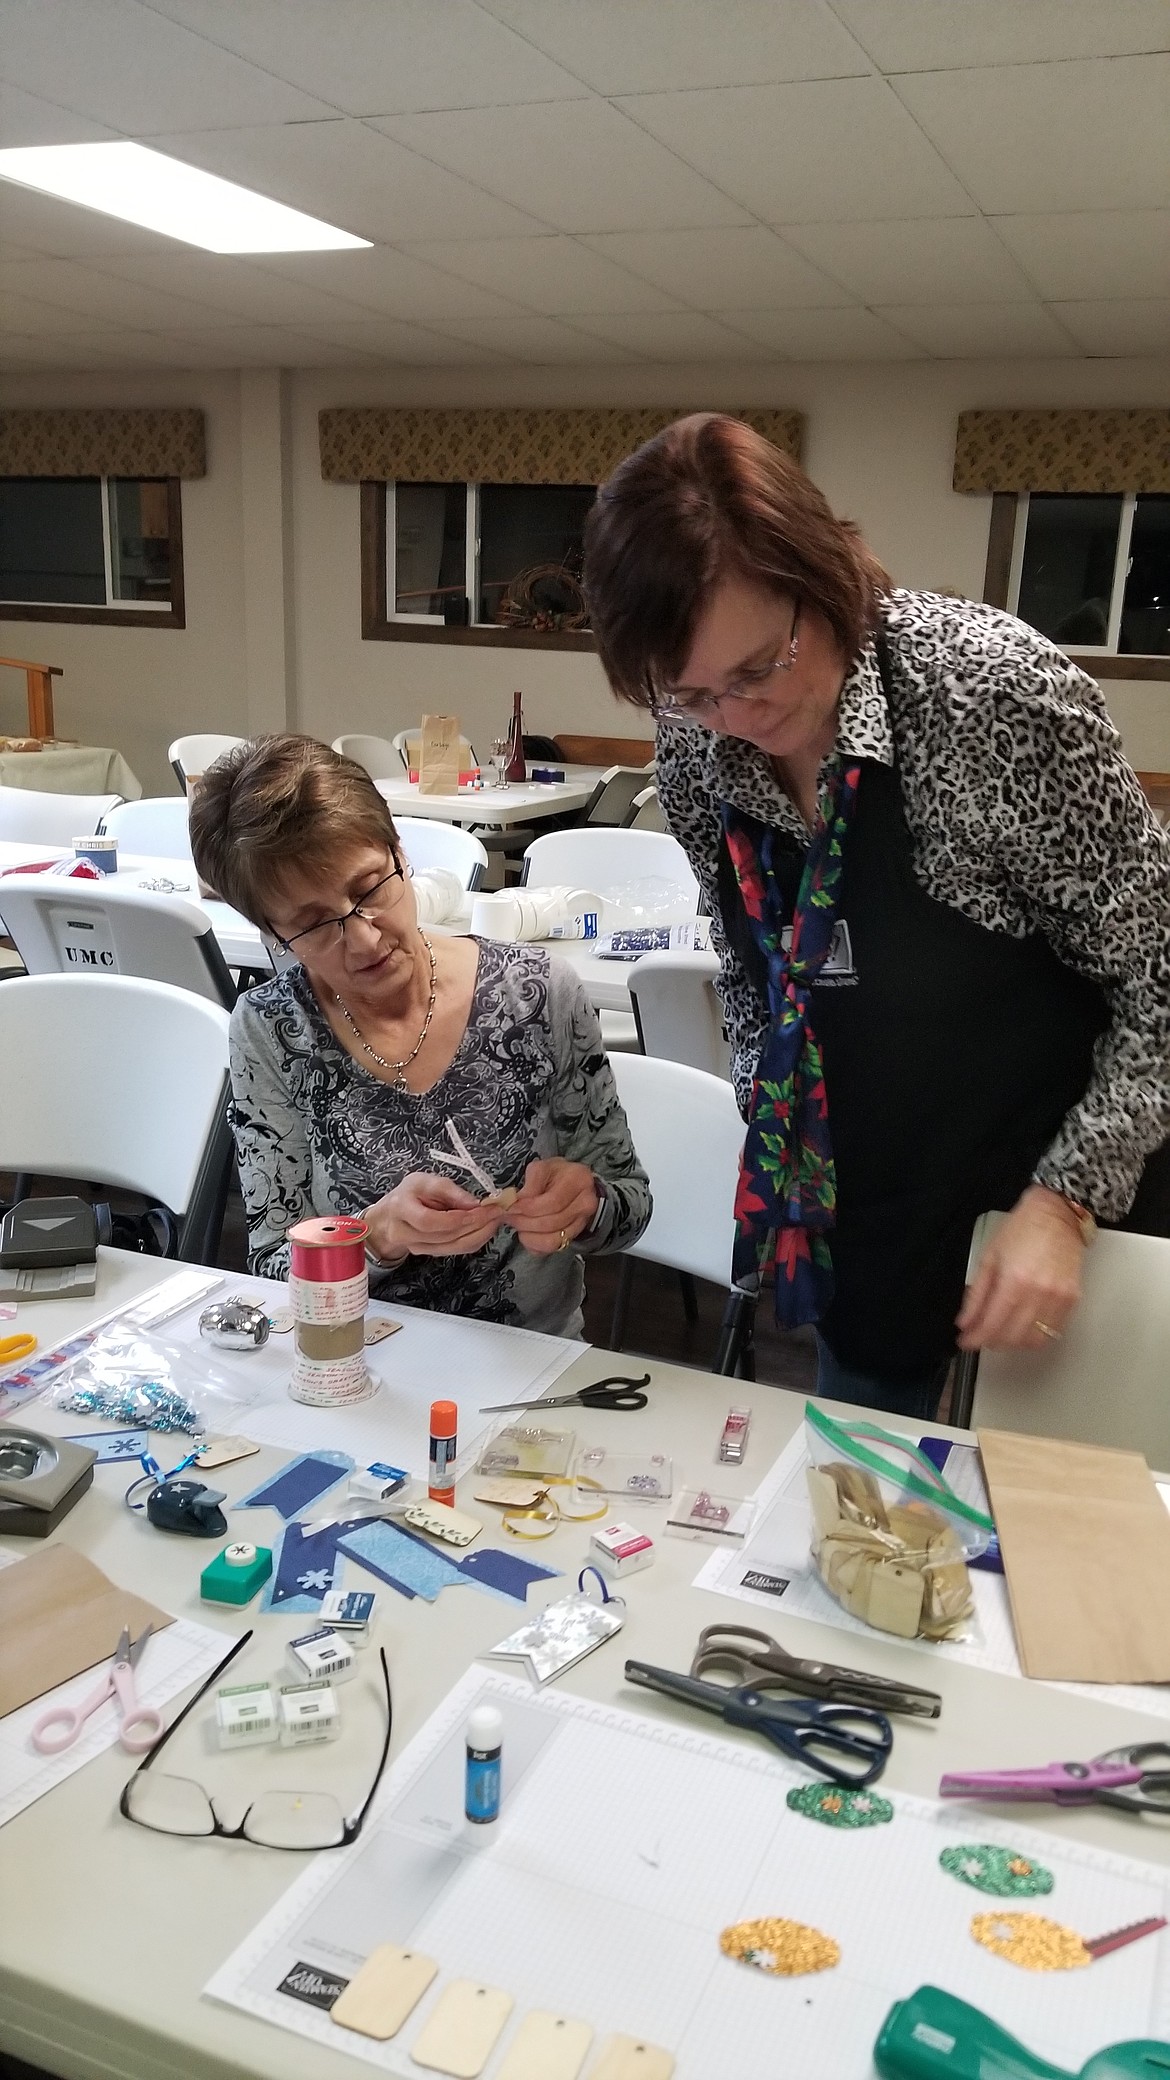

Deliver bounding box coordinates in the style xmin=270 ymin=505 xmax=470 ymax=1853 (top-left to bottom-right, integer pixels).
xmin=504 ymin=689 xmax=527 ymax=783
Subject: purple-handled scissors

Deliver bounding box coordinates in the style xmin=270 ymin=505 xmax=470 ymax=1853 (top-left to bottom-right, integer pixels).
xmin=940 ymin=1741 xmax=1170 ymax=1815
xmin=32 ymin=1625 xmax=164 ymax=1756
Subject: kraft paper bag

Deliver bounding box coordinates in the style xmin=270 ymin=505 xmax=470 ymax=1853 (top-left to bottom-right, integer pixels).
xmin=417 ymin=713 xmax=461 ymax=796
xmin=0 ymin=1544 xmax=172 ymax=1718
xmin=978 ymin=1427 xmax=1170 ymax=1683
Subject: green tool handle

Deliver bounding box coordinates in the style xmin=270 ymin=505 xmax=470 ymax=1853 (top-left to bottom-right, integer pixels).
xmin=874 ymin=1986 xmax=1170 ymax=2080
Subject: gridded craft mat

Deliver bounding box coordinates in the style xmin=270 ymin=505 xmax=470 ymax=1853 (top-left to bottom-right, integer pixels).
xmin=205 ymin=1668 xmax=1170 ymax=2078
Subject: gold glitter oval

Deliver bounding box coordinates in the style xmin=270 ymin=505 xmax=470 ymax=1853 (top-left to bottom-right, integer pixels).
xmin=720 ymin=1918 xmax=840 ymax=1977
xmin=971 ymin=1912 xmax=1090 ymax=1972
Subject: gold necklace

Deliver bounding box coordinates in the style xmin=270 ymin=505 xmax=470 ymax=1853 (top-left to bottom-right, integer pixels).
xmin=333 ymin=933 xmax=437 ymax=1088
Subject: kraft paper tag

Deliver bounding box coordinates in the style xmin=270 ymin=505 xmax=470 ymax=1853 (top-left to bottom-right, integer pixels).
xmin=978 ymin=1426 xmax=1170 ymax=1682
xmin=0 ymin=1545 xmax=172 ymax=1718
xmin=411 ymin=1981 xmax=513 ymax=2077
xmin=496 ymin=2012 xmax=592 ymax=2080
xmin=590 ymin=2036 xmax=676 ymax=2080
xmin=474 ymin=1479 xmax=547 ymax=1509
xmin=329 ymin=1944 xmax=437 ymax=2040
xmin=364 ymin=1318 xmax=402 ymax=1345
xmin=418 ymin=713 xmax=462 ymax=796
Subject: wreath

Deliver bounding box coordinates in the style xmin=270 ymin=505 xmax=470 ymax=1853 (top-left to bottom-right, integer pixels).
xmin=494 ymin=561 xmax=589 ymax=632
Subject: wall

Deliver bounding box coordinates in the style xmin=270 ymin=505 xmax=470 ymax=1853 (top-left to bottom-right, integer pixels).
xmin=3 ymin=353 xmax=1170 ymax=789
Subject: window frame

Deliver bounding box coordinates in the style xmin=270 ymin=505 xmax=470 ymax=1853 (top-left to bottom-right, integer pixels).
xmin=984 ymin=489 xmax=1170 ymax=681
xmin=360 ymin=481 xmax=596 ymax=653
xmin=0 ymin=475 xmax=185 ymax=630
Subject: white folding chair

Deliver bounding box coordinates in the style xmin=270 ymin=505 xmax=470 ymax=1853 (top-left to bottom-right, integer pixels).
xmin=0 ymin=974 xmax=232 ymax=1265
xmin=579 ymin=765 xmax=655 ymax=828
xmin=99 ymin=797 xmax=194 ymax=861
xmin=392 ymin=816 xmax=488 ymax=891
xmin=608 ymin=1052 xmax=753 ymax=1375
xmin=629 ymin=950 xmax=730 ymax=1079
xmin=953 ymin=1211 xmax=1170 ymax=1466
xmin=520 ymin=827 xmax=701 ymax=912
xmin=0 ymin=786 xmax=123 ymax=845
xmin=626 ymin=784 xmax=666 ymax=831
xmin=332 ymin=734 xmax=403 ymax=782
xmin=0 ymin=876 xmax=236 ymax=1009
xmin=169 ymin=733 xmax=245 ymax=792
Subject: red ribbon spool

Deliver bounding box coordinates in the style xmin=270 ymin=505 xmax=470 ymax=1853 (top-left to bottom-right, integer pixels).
xmin=287 ymin=1215 xmax=368 ymax=1285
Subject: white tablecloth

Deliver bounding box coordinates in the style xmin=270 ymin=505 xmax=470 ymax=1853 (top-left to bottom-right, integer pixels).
xmin=0 ymin=745 xmax=141 ymax=799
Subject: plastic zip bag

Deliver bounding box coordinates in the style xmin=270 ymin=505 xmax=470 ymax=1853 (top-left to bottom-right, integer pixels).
xmin=804 ymin=1401 xmax=994 ymax=1642
xmin=44 ymin=1323 xmax=265 ymax=1436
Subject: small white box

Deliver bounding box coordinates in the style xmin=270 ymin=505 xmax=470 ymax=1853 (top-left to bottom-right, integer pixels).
xmin=320 ymin=1589 xmax=375 ymax=1639
xmin=348 ymin=1461 xmax=409 ymax=1503
xmin=590 ymin=1520 xmax=655 ymax=1578
xmin=215 ymin=1681 xmax=278 ymax=1749
xmin=279 ymin=1681 xmax=341 ymax=1747
xmin=287 ymin=1626 xmax=355 ymax=1684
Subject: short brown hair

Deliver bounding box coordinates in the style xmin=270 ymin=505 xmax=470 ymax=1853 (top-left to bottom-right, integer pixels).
xmin=189 ymin=734 xmax=400 ymax=928
xmin=583 ymin=412 xmax=891 ymax=706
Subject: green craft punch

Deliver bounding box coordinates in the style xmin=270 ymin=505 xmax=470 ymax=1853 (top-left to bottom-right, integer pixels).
xmin=875 ymin=1985 xmax=1170 ymax=2080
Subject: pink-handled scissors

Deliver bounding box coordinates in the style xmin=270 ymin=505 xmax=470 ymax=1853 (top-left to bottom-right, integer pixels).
xmin=32 ymin=1626 xmax=164 ymax=1756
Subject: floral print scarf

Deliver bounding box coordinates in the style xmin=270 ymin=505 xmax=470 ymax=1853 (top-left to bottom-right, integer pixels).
xmin=722 ymin=757 xmax=861 ymax=1325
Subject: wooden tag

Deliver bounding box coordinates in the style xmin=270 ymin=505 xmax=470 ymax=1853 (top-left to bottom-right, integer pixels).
xmin=412 ymin=1981 xmax=513 ymax=2077
xmin=403 ymin=1502 xmax=482 ymax=1547
xmin=195 ymin=1436 xmax=261 ymax=1470
xmin=496 ymin=2012 xmax=592 ymax=2080
xmin=474 ymin=1479 xmax=547 ymax=1509
xmin=364 ymin=1318 xmax=402 ymax=1345
xmin=590 ymin=2036 xmax=675 ymax=2080
xmin=329 ymin=1945 xmax=437 ymax=2040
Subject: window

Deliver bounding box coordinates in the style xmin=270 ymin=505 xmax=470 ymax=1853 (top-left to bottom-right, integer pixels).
xmin=1008 ymin=492 xmax=1170 ymax=657
xmin=0 ymin=475 xmax=184 ymax=627
xmin=367 ymin=480 xmax=594 ymax=648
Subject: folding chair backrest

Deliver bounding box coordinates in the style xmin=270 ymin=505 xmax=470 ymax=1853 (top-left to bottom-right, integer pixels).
xmin=0 ymin=786 xmax=122 ymax=845
xmin=583 ymin=767 xmax=655 ymax=828
xmin=332 ymin=734 xmax=402 ymax=782
xmin=629 ymin=950 xmax=730 ymax=1079
xmin=393 ymin=816 xmax=488 ymax=890
xmin=521 ymin=827 xmax=701 ymax=911
xmin=0 ymin=876 xmax=235 ymax=1008
xmin=626 ymin=785 xmax=666 ymax=831
xmin=169 ymin=734 xmax=245 ymax=791
xmin=0 ymin=973 xmax=231 ymax=1226
xmin=100 ymin=796 xmax=194 ymax=860
xmin=610 ymin=1052 xmax=743 ymax=1287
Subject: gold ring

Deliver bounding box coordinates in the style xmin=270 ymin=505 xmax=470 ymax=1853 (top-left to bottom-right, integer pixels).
xmin=1034 ymin=1319 xmax=1061 ymax=1340
xmin=558 ymin=1229 xmax=570 ymax=1250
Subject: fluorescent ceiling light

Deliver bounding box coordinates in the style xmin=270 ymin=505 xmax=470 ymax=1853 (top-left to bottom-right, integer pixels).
xmin=0 ymin=141 xmax=370 ymax=252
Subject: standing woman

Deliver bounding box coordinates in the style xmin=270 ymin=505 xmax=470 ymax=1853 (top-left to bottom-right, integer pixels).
xmin=584 ymin=414 xmax=1170 ymax=1416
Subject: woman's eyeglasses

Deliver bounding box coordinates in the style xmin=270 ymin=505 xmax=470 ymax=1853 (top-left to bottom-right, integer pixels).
xmin=277 ymin=864 xmax=406 ymax=955
xmin=651 ymin=602 xmax=801 ymax=728
xmin=119 ymin=1630 xmax=393 ymax=1850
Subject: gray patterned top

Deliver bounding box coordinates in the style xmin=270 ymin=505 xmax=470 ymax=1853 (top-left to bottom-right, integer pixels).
xmin=655 ymin=588 xmax=1170 ymax=1222
xmin=228 ymin=940 xmax=651 ymax=1337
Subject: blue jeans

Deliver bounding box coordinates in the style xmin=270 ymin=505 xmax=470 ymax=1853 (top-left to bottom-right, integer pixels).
xmin=814 ymin=1334 xmax=948 ymax=1422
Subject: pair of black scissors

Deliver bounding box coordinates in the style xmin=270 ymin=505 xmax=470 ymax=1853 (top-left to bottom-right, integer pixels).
xmin=692 ymin=1623 xmax=942 ymax=1720
xmin=481 ymin=1371 xmax=650 ymax=1414
xmin=624 ymin=1658 xmax=893 ymax=1787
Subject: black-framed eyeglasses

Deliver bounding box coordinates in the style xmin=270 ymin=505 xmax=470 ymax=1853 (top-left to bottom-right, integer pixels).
xmin=651 ymin=600 xmax=802 ymax=727
xmin=275 ymin=864 xmax=406 ymax=955
xmin=119 ymin=1630 xmax=392 ymax=1850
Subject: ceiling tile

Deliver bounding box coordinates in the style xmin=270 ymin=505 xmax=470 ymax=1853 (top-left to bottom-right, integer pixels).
xmin=829 ymin=0 xmax=1170 ymax=72
xmin=372 ymin=101 xmax=754 ymax=234
xmin=0 ymin=0 xmax=335 ymax=132
xmin=161 ymin=120 xmax=549 ymax=242
xmin=421 ymin=313 xmax=645 ymax=362
xmin=582 ymin=226 xmax=854 ymax=308
xmin=145 ymin=0 xmax=588 ymax=115
xmin=480 ymin=0 xmax=871 ymax=93
xmin=76 ymin=250 xmax=391 ymax=324
xmin=723 ymin=305 xmax=920 ymax=358
xmin=0 ymin=286 xmax=124 ymax=335
xmin=779 ymin=216 xmax=1037 ymax=304
xmin=0 ymin=255 xmax=260 ymax=330
xmin=0 ymin=327 xmax=195 ymax=366
xmin=147 ymin=325 xmax=385 ymax=366
xmin=0 ymin=80 xmax=116 ymax=147
xmin=991 ymin=211 xmax=1170 ymax=302
xmin=895 ymin=56 xmax=1170 ymax=214
xmin=285 ymin=318 xmax=512 ymax=365
xmin=564 ymin=310 xmax=773 ymax=361
xmin=1048 ymin=299 xmax=1170 ymax=355
xmin=0 ymin=180 xmax=184 ymax=256
xmin=619 ymin=78 xmax=975 ymax=222
xmin=399 ymin=235 xmax=682 ymax=314
xmin=876 ymin=301 xmax=1078 ymax=356
xmin=253 ymin=247 xmax=526 ymax=322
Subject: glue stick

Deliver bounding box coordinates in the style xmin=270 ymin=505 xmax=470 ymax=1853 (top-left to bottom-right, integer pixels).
xmin=429 ymin=1399 xmax=457 ymax=1504
xmin=465 ymin=1705 xmax=502 ymax=1824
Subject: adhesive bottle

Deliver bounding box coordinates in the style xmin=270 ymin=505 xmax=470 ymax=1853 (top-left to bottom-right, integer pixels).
xmin=465 ymin=1705 xmax=503 ymax=1824
xmin=429 ymin=1399 xmax=458 ymax=1504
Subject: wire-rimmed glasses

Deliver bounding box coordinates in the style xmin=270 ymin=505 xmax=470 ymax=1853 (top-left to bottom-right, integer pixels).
xmin=119 ymin=1630 xmax=392 ymax=1850
xmin=651 ymin=601 xmax=801 ymax=728
xmin=275 ymin=864 xmax=406 ymax=956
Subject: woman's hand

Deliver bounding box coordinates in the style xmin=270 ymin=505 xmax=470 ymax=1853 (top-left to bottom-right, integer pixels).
xmin=508 ymin=1159 xmax=600 ymax=1255
xmin=955 ymin=1185 xmax=1087 ymax=1351
xmin=363 ymin=1173 xmax=505 ymax=1262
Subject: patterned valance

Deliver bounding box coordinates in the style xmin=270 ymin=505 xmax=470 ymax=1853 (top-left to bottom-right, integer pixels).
xmin=954 ymin=409 xmax=1170 ymax=494
xmin=319 ymin=406 xmax=804 ymax=485
xmin=0 ymin=409 xmax=206 ymax=479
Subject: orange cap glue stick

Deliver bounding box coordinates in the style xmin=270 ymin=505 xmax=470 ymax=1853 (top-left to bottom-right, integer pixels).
xmin=429 ymin=1399 xmax=458 ymax=1504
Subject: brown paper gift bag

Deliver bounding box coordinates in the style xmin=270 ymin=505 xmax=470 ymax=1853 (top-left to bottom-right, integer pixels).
xmin=0 ymin=1544 xmax=172 ymax=1718
xmin=417 ymin=713 xmax=462 ymax=796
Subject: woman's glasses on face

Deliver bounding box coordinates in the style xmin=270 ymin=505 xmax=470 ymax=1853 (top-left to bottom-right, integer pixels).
xmin=651 ymin=602 xmax=801 ymax=728
xmin=277 ymin=864 xmax=406 ymax=955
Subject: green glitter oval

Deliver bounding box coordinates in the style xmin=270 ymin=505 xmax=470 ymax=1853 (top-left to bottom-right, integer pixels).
xmin=786 ymin=1783 xmax=894 ymax=1828
xmin=940 ymin=1844 xmax=1054 ymax=1897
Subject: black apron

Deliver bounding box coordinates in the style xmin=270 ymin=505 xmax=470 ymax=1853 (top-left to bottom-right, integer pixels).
xmin=718 ymin=660 xmax=1170 ymax=1382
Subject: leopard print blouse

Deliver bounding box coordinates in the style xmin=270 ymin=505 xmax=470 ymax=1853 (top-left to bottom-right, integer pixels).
xmin=655 ymin=588 xmax=1170 ymax=1223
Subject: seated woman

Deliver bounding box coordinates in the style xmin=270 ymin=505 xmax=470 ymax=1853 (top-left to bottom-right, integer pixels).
xmin=189 ymin=735 xmax=651 ymax=1337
